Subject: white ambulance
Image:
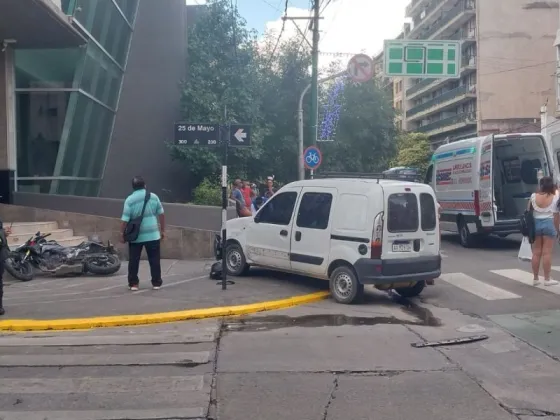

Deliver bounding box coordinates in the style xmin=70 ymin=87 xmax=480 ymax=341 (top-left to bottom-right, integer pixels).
xmin=425 ymin=133 xmax=553 ymax=247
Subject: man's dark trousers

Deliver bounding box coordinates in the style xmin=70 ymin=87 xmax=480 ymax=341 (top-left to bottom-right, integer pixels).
xmin=0 ymin=263 xmax=5 ymax=313
xmin=128 ymin=240 xmax=162 ymax=287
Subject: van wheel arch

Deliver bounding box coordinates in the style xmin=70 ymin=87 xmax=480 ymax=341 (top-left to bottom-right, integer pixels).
xmin=327 ymin=259 xmax=356 ymax=278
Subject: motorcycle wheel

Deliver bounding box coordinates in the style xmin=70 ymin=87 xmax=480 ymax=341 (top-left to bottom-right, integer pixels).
xmin=5 ymin=256 xmax=34 ymax=281
xmin=85 ymin=254 xmax=121 ymax=275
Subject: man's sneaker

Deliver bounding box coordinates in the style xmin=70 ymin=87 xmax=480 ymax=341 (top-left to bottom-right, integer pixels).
xmin=129 ymin=285 xmax=139 ymax=291
xmin=152 ymin=286 xmax=161 ymax=290
xmin=544 ymin=279 xmax=559 ymax=286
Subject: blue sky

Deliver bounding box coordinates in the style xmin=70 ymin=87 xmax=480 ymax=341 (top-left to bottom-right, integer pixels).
xmin=186 ymin=0 xmax=411 ymax=66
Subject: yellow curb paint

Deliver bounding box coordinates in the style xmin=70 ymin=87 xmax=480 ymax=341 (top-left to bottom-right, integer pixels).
xmin=0 ymin=291 xmax=330 ymax=332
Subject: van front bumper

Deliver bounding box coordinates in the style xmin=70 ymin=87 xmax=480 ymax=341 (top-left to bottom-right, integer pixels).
xmin=353 ymin=255 xmax=441 ymax=285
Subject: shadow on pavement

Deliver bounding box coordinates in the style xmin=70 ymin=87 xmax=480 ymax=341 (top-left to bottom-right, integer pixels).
xmin=442 ymin=233 xmax=521 ymax=251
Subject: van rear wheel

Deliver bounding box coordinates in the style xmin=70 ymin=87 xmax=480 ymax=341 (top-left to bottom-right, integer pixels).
xmin=330 ymin=266 xmax=364 ymax=304
xmin=395 ymin=281 xmax=425 ymax=298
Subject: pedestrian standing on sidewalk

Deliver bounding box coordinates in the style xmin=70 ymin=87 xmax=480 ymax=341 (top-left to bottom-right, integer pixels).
xmin=529 ymin=176 xmax=560 ymax=286
xmin=0 ymin=221 xmax=12 ymax=316
xmin=121 ymin=176 xmax=165 ymax=291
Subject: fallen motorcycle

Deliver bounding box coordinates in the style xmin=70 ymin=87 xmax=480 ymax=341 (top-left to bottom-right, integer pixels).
xmin=5 ymin=231 xmax=121 ymax=281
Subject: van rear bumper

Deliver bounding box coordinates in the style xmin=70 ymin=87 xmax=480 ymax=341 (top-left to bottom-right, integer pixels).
xmin=353 ymin=256 xmax=441 ymax=285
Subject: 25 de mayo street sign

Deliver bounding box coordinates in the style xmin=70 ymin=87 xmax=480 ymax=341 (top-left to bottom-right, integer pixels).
xmin=383 ymin=40 xmax=461 ymax=78
xmin=174 ymin=123 xmax=219 ymax=146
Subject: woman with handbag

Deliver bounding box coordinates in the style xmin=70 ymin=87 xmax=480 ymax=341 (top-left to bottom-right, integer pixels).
xmin=528 ymin=176 xmax=560 ymax=286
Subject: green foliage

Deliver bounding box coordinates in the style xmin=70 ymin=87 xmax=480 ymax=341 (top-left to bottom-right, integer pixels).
xmin=392 ymin=132 xmax=433 ymax=174
xmin=191 ymin=177 xmax=222 ymax=206
xmin=172 ymin=0 xmax=400 ymax=194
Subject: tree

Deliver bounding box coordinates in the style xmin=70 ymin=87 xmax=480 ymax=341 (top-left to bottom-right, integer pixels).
xmin=392 ymin=132 xmax=433 ymax=174
xmin=169 ymin=0 xmax=264 ymax=185
xmin=318 ymin=67 xmax=399 ymax=174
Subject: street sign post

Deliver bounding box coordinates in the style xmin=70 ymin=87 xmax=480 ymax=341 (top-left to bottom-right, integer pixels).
xmin=229 ymin=124 xmax=251 ymax=146
xmin=383 ymin=40 xmax=461 ymax=78
xmin=347 ymin=54 xmax=374 ymax=83
xmin=174 ymin=123 xmax=219 ymax=146
xmin=303 ymin=146 xmax=322 ymax=178
xmin=174 ymin=121 xmax=252 ymax=290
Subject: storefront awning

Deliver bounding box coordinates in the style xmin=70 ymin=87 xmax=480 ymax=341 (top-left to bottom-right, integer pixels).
xmin=0 ymin=0 xmax=86 ymax=49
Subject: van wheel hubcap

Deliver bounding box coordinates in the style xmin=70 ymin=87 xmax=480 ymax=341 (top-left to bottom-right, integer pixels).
xmin=227 ymin=250 xmax=242 ymax=272
xmin=334 ymin=273 xmax=353 ymax=297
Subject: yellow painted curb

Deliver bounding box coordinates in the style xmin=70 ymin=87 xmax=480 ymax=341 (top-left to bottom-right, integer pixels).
xmin=0 ymin=291 xmax=330 ymax=332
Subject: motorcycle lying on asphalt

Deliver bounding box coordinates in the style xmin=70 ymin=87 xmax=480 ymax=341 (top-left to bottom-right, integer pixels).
xmin=5 ymin=231 xmax=121 ymax=281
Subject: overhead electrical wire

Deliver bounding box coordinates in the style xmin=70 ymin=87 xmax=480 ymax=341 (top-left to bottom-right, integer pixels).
xmin=265 ymin=0 xmax=289 ymax=67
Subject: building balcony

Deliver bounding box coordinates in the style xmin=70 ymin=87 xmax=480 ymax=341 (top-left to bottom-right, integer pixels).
xmin=406 ymin=55 xmax=477 ymax=100
xmin=0 ymin=0 xmax=86 ymax=48
xmin=407 ymin=0 xmax=451 ymax=39
xmin=407 ymin=84 xmax=476 ymax=120
xmin=415 ymin=111 xmax=477 ymax=136
xmin=406 ymin=0 xmax=431 ymax=18
xmin=418 ymin=0 xmax=476 ymax=41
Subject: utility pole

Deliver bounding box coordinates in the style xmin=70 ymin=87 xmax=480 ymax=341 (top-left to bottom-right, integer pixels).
xmin=309 ymin=0 xmax=320 ymax=149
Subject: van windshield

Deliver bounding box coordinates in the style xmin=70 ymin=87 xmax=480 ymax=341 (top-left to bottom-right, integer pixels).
xmin=493 ymin=136 xmax=549 ymax=220
xmin=387 ymin=193 xmax=419 ymax=232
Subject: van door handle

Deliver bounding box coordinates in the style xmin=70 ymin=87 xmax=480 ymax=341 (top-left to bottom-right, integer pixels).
xmin=280 ymin=230 xmax=288 ymax=236
xmin=295 ymin=231 xmax=302 ymax=241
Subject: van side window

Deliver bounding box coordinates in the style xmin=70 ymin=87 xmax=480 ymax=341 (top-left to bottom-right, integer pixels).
xmin=420 ymin=193 xmax=437 ymax=231
xmin=296 ymin=192 xmax=333 ymax=230
xmin=387 ymin=193 xmax=419 ymax=233
xmin=256 ymin=192 xmax=297 ymax=225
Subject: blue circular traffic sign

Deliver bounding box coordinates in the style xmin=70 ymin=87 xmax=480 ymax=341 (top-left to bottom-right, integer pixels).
xmin=303 ymin=146 xmax=322 ymax=170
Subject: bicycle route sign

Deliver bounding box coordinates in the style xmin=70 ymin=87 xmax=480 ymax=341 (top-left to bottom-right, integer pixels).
xmin=303 ymin=146 xmax=322 ymax=170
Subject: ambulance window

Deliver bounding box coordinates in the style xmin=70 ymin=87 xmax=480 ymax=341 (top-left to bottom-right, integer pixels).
xmin=424 ymin=165 xmax=433 ymax=184
xmin=387 ymin=193 xmax=419 ymax=233
xmin=420 ymin=193 xmax=437 ymax=231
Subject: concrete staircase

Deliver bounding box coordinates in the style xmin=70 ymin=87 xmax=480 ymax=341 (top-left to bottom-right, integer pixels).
xmin=8 ymin=222 xmax=88 ymax=250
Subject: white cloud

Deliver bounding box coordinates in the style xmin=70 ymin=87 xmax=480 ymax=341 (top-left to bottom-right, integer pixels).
xmin=265 ymin=0 xmax=410 ymax=69
xmin=186 ymin=0 xmax=206 ymax=5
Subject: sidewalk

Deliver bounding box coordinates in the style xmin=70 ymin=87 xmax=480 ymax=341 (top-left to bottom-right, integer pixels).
xmin=1 ymin=260 xmax=329 ymax=330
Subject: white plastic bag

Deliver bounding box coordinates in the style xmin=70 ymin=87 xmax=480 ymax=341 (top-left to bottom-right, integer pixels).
xmin=518 ymin=237 xmax=532 ymax=262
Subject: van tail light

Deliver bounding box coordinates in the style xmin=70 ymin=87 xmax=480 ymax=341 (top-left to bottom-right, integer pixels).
xmin=371 ymin=211 xmax=383 ymax=259
xmin=474 ymin=190 xmax=480 ymax=216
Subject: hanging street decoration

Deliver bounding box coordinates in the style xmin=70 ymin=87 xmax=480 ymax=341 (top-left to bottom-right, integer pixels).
xmin=318 ymin=78 xmax=345 ymax=142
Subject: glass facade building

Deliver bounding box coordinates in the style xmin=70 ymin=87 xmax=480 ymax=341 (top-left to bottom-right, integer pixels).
xmin=14 ymin=0 xmax=138 ymax=196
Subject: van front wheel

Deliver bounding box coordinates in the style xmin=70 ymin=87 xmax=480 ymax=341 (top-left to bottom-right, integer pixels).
xmin=330 ymin=266 xmax=364 ymax=304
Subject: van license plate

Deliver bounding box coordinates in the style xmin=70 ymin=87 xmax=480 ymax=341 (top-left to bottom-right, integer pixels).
xmin=392 ymin=243 xmax=412 ymax=252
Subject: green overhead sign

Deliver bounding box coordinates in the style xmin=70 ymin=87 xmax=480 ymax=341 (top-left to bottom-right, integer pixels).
xmin=383 ymin=40 xmax=461 ymax=78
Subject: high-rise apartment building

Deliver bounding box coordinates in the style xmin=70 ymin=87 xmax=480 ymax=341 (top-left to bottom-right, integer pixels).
xmin=403 ymin=0 xmax=557 ymax=146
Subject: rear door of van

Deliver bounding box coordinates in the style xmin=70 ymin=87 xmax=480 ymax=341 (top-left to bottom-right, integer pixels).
xmin=381 ymin=183 xmax=439 ymax=261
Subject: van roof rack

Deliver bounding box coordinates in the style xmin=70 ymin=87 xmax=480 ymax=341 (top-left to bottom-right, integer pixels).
xmin=315 ymin=172 xmax=389 ymax=183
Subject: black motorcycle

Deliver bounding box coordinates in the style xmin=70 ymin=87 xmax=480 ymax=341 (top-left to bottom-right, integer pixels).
xmin=5 ymin=232 xmax=121 ymax=281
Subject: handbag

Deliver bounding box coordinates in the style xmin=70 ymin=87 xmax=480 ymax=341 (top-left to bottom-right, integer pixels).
xmin=520 ymin=201 xmax=535 ymax=243
xmin=123 ymin=190 xmax=151 ymax=243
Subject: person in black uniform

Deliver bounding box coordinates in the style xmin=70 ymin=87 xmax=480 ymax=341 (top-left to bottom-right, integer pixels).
xmin=0 ymin=221 xmax=11 ymax=316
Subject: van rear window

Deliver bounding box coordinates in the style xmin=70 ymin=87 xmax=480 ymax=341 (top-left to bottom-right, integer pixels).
xmin=387 ymin=193 xmax=419 ymax=233
xmin=420 ymin=193 xmax=437 ymax=231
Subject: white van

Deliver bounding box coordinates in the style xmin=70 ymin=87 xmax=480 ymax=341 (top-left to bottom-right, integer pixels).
xmin=426 ymin=133 xmax=553 ymax=247
xmin=221 ymin=176 xmax=441 ymax=304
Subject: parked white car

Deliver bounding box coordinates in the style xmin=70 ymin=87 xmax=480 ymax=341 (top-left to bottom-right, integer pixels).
xmin=221 ymin=175 xmax=441 ymax=304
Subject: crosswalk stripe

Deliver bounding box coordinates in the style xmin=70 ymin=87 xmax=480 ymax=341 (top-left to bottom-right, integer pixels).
xmin=0 ymin=408 xmax=206 ymax=420
xmin=0 ymin=375 xmax=205 ymax=394
xmin=491 ymin=269 xmax=560 ymax=295
xmin=440 ymin=273 xmax=521 ymax=300
xmin=0 ymin=351 xmax=211 ymax=367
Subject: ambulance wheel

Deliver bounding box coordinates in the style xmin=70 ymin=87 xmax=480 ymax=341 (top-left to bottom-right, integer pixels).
xmin=458 ymin=219 xmax=476 ymax=248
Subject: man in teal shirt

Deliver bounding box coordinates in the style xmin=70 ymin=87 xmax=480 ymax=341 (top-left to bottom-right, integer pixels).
xmin=121 ymin=176 xmax=165 ymax=291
